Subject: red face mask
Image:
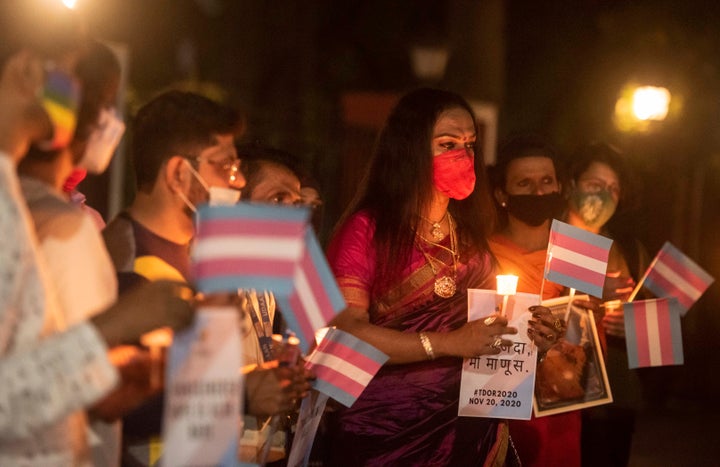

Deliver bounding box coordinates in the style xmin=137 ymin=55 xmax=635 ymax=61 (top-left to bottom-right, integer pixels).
xmin=432 ymin=148 xmax=476 ymax=200
xmin=63 ymin=167 xmax=87 ymax=193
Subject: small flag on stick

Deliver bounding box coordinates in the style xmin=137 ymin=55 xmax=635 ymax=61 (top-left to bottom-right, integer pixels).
xmin=305 ymin=327 xmax=388 ymax=407
xmin=624 ymin=298 xmax=683 ymax=369
xmin=191 ymin=204 xmax=309 ymax=295
xmin=276 ymin=227 xmax=346 ymax=351
xmin=635 ymin=242 xmax=714 ymax=315
xmin=544 ymin=219 xmax=613 ymax=298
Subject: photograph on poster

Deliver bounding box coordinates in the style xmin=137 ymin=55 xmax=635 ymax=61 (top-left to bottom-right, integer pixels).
xmin=534 ymin=295 xmax=613 ymax=417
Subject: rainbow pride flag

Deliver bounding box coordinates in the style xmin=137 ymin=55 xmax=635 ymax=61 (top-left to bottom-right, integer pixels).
xmin=39 ymin=69 xmax=81 ymax=150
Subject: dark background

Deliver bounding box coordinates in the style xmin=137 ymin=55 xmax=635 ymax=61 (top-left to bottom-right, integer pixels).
xmin=75 ymin=1 xmax=719 ymax=459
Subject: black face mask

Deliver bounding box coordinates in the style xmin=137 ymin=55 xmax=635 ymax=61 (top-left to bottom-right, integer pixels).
xmin=505 ymin=192 xmax=565 ymax=227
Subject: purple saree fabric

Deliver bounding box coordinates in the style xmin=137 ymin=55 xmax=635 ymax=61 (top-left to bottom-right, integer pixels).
xmin=324 ymin=211 xmax=503 ymax=466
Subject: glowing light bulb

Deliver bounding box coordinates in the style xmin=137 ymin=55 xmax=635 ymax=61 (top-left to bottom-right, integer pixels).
xmin=632 ymin=86 xmax=671 ymax=121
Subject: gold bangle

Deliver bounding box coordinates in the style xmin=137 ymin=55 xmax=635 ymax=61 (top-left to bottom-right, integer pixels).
xmin=419 ymin=332 xmax=435 ymax=360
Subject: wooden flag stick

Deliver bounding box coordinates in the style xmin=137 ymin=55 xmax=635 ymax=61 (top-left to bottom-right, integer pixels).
xmin=627 ymin=251 xmax=661 ymax=302
xmin=539 ymin=250 xmax=553 ymax=305
xmin=564 ymin=287 xmax=576 ymax=322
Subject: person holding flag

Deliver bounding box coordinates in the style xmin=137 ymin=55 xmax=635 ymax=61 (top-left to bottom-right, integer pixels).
xmin=565 ymin=141 xmax=649 ymax=467
xmin=488 ymin=135 xmax=599 ymax=467
xmin=324 ymin=88 xmax=517 ymax=466
xmin=235 ymin=143 xmax=318 ymax=464
xmin=102 ymin=91 xmax=312 ymax=466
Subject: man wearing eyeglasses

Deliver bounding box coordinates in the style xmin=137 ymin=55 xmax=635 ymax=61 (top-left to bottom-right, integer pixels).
xmin=101 ymin=90 xmax=244 ymax=466
xmin=103 ymin=91 xmax=312 ymax=466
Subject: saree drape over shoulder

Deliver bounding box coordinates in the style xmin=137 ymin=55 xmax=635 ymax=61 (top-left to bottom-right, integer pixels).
xmin=324 ymin=211 xmax=507 ymax=467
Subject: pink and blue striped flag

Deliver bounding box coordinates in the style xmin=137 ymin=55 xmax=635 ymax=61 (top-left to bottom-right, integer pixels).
xmin=624 ymin=298 xmax=683 ymax=369
xmin=305 ymin=327 xmax=388 ymax=407
xmin=642 ymin=242 xmax=714 ymax=315
xmin=276 ymin=227 xmax=346 ymax=352
xmin=545 ymin=219 xmax=613 ymax=298
xmin=191 ymin=204 xmax=309 ymax=295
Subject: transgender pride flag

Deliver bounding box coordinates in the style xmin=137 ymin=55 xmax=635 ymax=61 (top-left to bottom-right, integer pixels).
xmin=305 ymin=327 xmax=388 ymax=407
xmin=641 ymin=242 xmax=715 ymax=315
xmin=276 ymin=227 xmax=346 ymax=352
xmin=191 ymin=204 xmax=309 ymax=295
xmin=624 ymin=298 xmax=684 ymax=369
xmin=544 ymin=219 xmax=613 ymax=298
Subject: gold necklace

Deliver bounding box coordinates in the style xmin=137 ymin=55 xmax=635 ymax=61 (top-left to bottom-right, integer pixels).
xmin=417 ymin=214 xmax=458 ymax=298
xmin=419 ymin=211 xmax=448 ymax=241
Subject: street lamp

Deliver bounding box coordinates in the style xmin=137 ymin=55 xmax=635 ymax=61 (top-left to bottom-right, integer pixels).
xmin=614 ymin=83 xmax=673 ymax=132
xmin=631 ymin=86 xmax=671 ymax=121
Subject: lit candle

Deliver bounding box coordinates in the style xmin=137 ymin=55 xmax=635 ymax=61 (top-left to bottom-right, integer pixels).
xmin=496 ymin=275 xmax=519 ymax=296
xmin=496 ymin=274 xmax=519 ymax=317
xmin=140 ymin=327 xmax=173 ymax=390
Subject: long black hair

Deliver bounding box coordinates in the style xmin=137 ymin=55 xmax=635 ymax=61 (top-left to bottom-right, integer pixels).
xmin=338 ymin=88 xmax=496 ymax=283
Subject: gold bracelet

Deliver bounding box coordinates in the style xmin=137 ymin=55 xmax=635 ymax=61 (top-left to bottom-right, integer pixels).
xmin=419 ymin=332 xmax=435 ymax=360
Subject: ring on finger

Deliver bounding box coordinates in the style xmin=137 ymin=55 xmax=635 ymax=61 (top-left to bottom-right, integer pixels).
xmin=490 ymin=337 xmax=503 ymax=349
xmin=553 ymin=319 xmax=563 ymax=331
xmin=484 ymin=316 xmax=497 ymax=326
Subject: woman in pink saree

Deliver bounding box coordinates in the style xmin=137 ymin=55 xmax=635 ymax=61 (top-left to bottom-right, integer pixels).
xmin=324 ymin=88 xmax=518 ymax=466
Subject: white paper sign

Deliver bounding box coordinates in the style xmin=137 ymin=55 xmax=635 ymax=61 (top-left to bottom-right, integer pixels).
xmin=458 ymin=289 xmax=539 ymax=420
xmin=162 ymin=307 xmax=242 ymax=467
xmin=286 ymin=390 xmax=329 ymax=467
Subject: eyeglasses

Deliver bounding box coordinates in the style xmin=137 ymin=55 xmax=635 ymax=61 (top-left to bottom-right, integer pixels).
xmin=186 ymin=155 xmax=242 ymax=184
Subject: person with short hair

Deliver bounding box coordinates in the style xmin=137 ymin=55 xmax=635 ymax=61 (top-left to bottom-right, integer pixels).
xmin=103 ymin=91 xmax=312 ymax=466
xmin=239 ymin=143 xmax=305 ymax=207
xmin=489 ymin=134 xmax=597 ymax=467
